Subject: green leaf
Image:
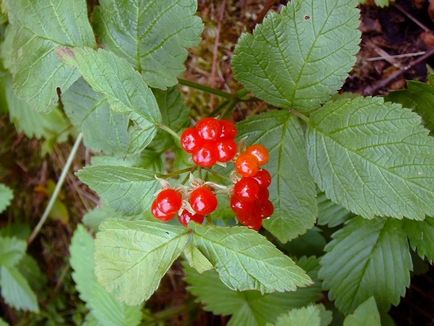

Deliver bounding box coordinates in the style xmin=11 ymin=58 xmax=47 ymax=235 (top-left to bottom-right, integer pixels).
xmin=95 ymin=219 xmax=189 ymax=305
xmin=359 ymin=0 xmax=390 ymax=7
xmin=0 ymin=237 xmax=26 ymax=267
xmin=1 ymin=0 xmax=95 ymax=112
xmin=59 ymin=47 xmax=162 ymax=151
xmin=183 ymin=244 xmax=213 ymax=274
xmin=319 ymin=217 xmax=412 ymax=314
xmin=343 ymin=297 xmax=381 ymax=326
xmin=387 ymin=74 xmax=434 ymax=134
xmin=0 ymin=266 xmax=39 ymax=312
xmin=271 ymin=305 xmax=329 ymax=326
xmin=0 ymin=317 xmax=8 ymax=326
xmin=238 ymin=111 xmax=317 ymax=243
xmin=94 ymin=0 xmax=203 ymax=89
xmin=307 ymin=96 xmax=434 ymax=220
xmin=77 ymin=165 xmax=160 ymax=216
xmin=405 ymin=217 xmax=434 ymax=262
xmin=0 ymin=184 xmax=13 ymax=214
xmin=232 ymin=0 xmax=360 ymax=111
xmin=317 ymin=193 xmax=351 ymax=227
xmin=70 ymin=225 xmax=142 ymax=326
xmin=16 ymin=255 xmax=46 ymax=292
xmin=191 ymin=223 xmax=312 ymax=294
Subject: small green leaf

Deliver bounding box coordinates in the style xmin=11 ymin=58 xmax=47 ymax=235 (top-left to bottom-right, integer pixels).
xmin=191 ymin=223 xmax=312 ymax=294
xmin=77 ymin=165 xmax=160 ymax=216
xmin=317 ymin=193 xmax=351 ymax=227
xmin=359 ymin=0 xmax=390 ymax=7
xmin=0 ymin=237 xmax=26 ymax=267
xmin=238 ymin=111 xmax=317 ymax=243
xmin=94 ymin=0 xmax=203 ymax=89
xmin=60 ymin=47 xmax=162 ymax=151
xmin=233 ymin=0 xmax=360 ymax=111
xmin=95 ymin=219 xmax=189 ymax=305
xmin=405 ymin=217 xmax=434 ymax=262
xmin=0 ymin=317 xmax=8 ymax=326
xmin=70 ymin=225 xmax=142 ymax=326
xmin=2 ymin=0 xmax=95 ymax=112
xmin=308 ymin=96 xmax=434 ymax=220
xmin=271 ymin=305 xmax=327 ymax=326
xmin=183 ymin=244 xmax=213 ymax=274
xmin=0 ymin=184 xmax=13 ymax=214
xmin=343 ymin=297 xmax=381 ymax=326
xmin=319 ymin=217 xmax=412 ymax=314
xmin=387 ymin=74 xmax=434 ymax=134
xmin=0 ymin=266 xmax=39 ymax=312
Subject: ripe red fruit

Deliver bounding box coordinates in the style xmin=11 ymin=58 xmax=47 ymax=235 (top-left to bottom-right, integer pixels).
xmin=258 ymin=187 xmax=270 ymax=201
xmin=219 ymin=120 xmax=237 ymax=139
xmin=235 ymin=153 xmax=260 ymax=177
xmin=216 ymin=139 xmax=237 ymax=162
xmin=246 ymin=144 xmax=269 ymax=166
xmin=237 ymin=212 xmax=263 ymax=230
xmin=253 ymin=169 xmax=272 ymax=188
xmin=230 ymin=196 xmax=253 ymax=216
xmin=189 ymin=186 xmax=218 ymax=215
xmin=151 ymin=201 xmax=175 ymax=222
xmin=259 ymin=200 xmax=274 ymax=219
xmin=196 ymin=118 xmax=222 ymax=141
xmin=151 ymin=189 xmax=183 ymax=221
xmin=192 ymin=143 xmax=218 ymax=168
xmin=178 ymin=209 xmax=205 ymax=226
xmin=181 ymin=128 xmax=203 ymax=153
xmin=233 ymin=177 xmax=261 ymax=200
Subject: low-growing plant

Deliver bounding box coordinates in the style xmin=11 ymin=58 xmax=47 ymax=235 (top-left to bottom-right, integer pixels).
xmin=0 ymin=0 xmax=433 ymax=324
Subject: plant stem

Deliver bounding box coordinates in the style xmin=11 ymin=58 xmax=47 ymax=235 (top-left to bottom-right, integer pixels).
xmin=157 ymin=167 xmax=196 ymax=179
xmin=158 ymin=124 xmax=180 ymax=142
xmin=178 ymin=78 xmax=235 ymax=99
xmin=289 ymin=109 xmax=310 ymax=123
xmin=28 ymin=133 xmax=83 ymax=244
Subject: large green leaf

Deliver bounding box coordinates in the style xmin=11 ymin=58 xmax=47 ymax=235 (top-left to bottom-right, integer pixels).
xmin=95 ymin=219 xmax=189 ymax=305
xmin=238 ymin=111 xmax=317 ymax=243
xmin=94 ymin=0 xmax=203 ymax=89
xmin=316 ymin=193 xmax=351 ymax=227
xmin=233 ymin=0 xmax=360 ymax=111
xmin=0 ymin=237 xmax=26 ymax=267
xmin=190 ymin=223 xmax=311 ymax=294
xmin=405 ymin=217 xmax=434 ymax=262
xmin=60 ymin=47 xmax=162 ymax=151
xmin=0 ymin=266 xmax=39 ymax=312
xmin=0 ymin=184 xmax=13 ymax=214
xmin=77 ymin=165 xmax=160 ymax=216
xmin=185 ymin=257 xmax=322 ymax=326
xmin=1 ymin=0 xmax=95 ymax=112
xmin=343 ymin=297 xmax=381 ymax=326
xmin=70 ymin=225 xmax=141 ymax=326
xmin=307 ymin=96 xmax=434 ymax=220
xmin=319 ymin=217 xmax=412 ymax=314
xmin=387 ymin=74 xmax=434 ymax=134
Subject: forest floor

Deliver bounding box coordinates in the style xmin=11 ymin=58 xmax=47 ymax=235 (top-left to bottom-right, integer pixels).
xmin=1 ymin=0 xmax=433 ymax=325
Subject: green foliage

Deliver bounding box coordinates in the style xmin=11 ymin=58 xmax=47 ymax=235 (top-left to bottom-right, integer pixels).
xmin=190 ymin=223 xmax=311 ymax=293
xmin=359 ymin=0 xmax=391 ymax=7
xmin=319 ymin=217 xmax=412 ymax=314
xmin=237 ymin=111 xmax=317 ymax=243
xmin=94 ymin=0 xmax=203 ymax=89
xmin=387 ymin=74 xmax=434 ymax=134
xmin=0 ymin=237 xmax=25 ymax=267
xmin=317 ymin=193 xmax=351 ymax=227
xmin=70 ymin=225 xmax=142 ymax=326
xmin=233 ymin=0 xmax=360 ymax=111
xmin=405 ymin=217 xmax=434 ymax=262
xmin=270 ymin=305 xmax=331 ymax=326
xmin=2 ymin=0 xmax=95 ymax=112
xmin=59 ymin=47 xmax=162 ymax=152
xmin=0 ymin=183 xmax=13 ymax=214
xmin=343 ymin=297 xmax=381 ymax=326
xmin=307 ymin=96 xmax=434 ymax=220
xmin=95 ymin=219 xmax=189 ymax=305
xmin=77 ymin=165 xmax=160 ymax=216
xmin=185 ymin=257 xmax=322 ymax=326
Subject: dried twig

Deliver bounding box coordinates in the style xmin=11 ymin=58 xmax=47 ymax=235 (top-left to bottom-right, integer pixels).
xmin=395 ymin=4 xmax=430 ymax=32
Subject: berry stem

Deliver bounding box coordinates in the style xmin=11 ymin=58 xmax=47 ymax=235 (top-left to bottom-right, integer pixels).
xmin=158 ymin=124 xmax=181 ymax=141
xmin=157 ymin=167 xmax=196 ymax=179
xmin=178 ymin=78 xmax=236 ymax=99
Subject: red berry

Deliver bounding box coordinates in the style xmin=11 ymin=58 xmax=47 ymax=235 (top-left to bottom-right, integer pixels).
xmin=258 ymin=187 xmax=269 ymax=201
xmin=189 ymin=186 xmax=218 ymax=215
xmin=259 ymin=200 xmax=274 ymax=219
xmin=151 ymin=201 xmax=175 ymax=222
xmin=219 ymin=120 xmax=237 ymax=139
xmin=181 ymin=128 xmax=203 ymax=153
xmin=178 ymin=209 xmax=205 ymax=226
xmin=253 ymin=169 xmax=272 ymax=188
xmin=152 ymin=189 xmax=183 ymax=218
xmin=230 ymin=195 xmax=253 ymax=216
xmin=246 ymin=144 xmax=269 ymax=166
xmin=192 ymin=142 xmax=218 ymax=168
xmin=196 ymin=118 xmax=222 ymax=141
xmin=237 ymin=212 xmax=263 ymax=230
xmin=216 ymin=139 xmax=237 ymax=162
xmin=235 ymin=153 xmax=260 ymax=177
xmin=233 ymin=177 xmax=261 ymax=201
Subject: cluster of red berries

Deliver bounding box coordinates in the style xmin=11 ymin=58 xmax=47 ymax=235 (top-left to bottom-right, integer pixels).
xmin=151 ymin=186 xmax=217 ymax=226
xmin=181 ymin=118 xmax=237 ymax=167
xmin=151 ymin=117 xmax=274 ymax=230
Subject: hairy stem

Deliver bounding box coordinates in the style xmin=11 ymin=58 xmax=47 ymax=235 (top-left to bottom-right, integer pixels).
xmin=158 ymin=124 xmax=181 ymax=142
xmin=28 ymin=133 xmax=83 ymax=244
